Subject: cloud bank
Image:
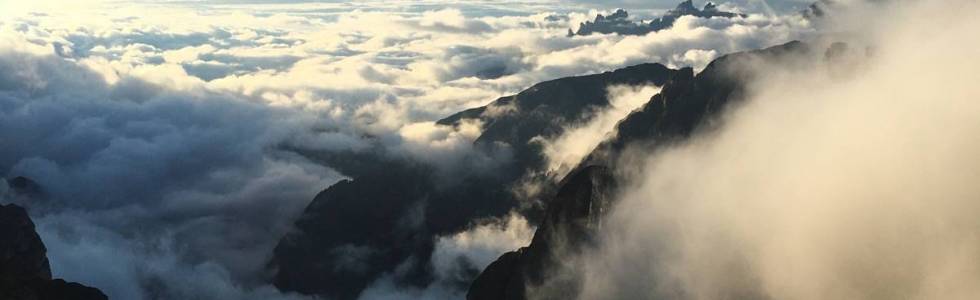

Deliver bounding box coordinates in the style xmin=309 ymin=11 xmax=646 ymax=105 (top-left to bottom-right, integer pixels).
xmin=0 ymin=1 xmax=818 ymax=299
xmin=577 ymin=1 xmax=980 ymax=299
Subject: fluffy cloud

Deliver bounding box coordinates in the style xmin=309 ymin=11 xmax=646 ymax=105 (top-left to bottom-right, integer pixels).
xmin=577 ymin=1 xmax=980 ymax=299
xmin=0 ymin=1 xmax=817 ymax=299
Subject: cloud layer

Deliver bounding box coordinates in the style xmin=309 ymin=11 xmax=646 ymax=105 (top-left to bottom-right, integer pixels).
xmin=0 ymin=1 xmax=817 ymax=299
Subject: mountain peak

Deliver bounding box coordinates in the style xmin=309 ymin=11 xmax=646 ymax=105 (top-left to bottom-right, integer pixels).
xmin=571 ymin=1 xmax=744 ymax=36
xmin=674 ymin=0 xmax=698 ymax=13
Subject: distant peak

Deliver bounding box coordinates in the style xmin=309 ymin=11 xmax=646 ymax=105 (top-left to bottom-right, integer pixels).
xmin=571 ymin=1 xmax=744 ymax=37
xmin=610 ymin=9 xmax=628 ymax=19
xmin=675 ymin=0 xmax=697 ymax=12
xmin=704 ymin=2 xmax=718 ymax=12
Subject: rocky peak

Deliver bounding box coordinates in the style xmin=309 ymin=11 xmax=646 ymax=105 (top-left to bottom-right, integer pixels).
xmin=671 ymin=0 xmax=698 ymax=15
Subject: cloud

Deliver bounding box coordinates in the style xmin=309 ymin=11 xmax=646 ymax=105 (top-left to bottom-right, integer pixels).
xmin=575 ymin=1 xmax=980 ymax=299
xmin=358 ymin=213 xmax=534 ymax=300
xmin=0 ymin=1 xmax=819 ymax=299
xmin=534 ymin=84 xmax=662 ymax=179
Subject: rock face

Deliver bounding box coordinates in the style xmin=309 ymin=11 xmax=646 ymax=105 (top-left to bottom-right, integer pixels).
xmin=271 ymin=64 xmax=679 ymax=299
xmin=571 ymin=1 xmax=745 ymax=36
xmin=467 ymin=166 xmax=616 ymax=300
xmin=0 ymin=203 xmax=51 ymax=281
xmin=467 ymin=41 xmax=819 ymax=300
xmin=0 ymin=203 xmax=108 ymax=300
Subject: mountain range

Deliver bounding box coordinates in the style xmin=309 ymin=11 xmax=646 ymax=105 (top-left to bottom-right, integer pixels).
xmin=569 ymin=1 xmax=746 ymax=37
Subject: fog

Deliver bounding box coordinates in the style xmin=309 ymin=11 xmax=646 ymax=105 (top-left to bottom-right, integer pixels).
xmin=536 ymin=85 xmax=662 ymax=180
xmin=577 ymin=1 xmax=980 ymax=299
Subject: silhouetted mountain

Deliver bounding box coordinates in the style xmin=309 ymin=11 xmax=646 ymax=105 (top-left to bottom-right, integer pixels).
xmin=271 ymin=64 xmax=679 ymax=299
xmin=0 ymin=203 xmax=108 ymax=300
xmin=570 ymin=1 xmax=745 ymax=36
xmin=468 ymin=166 xmax=616 ymax=300
xmin=467 ymin=41 xmax=821 ymax=300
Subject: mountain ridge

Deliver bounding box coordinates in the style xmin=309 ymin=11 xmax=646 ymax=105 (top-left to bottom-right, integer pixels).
xmin=466 ymin=40 xmax=825 ymax=300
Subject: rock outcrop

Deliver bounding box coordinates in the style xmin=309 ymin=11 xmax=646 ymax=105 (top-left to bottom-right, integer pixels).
xmin=0 ymin=203 xmax=108 ymax=300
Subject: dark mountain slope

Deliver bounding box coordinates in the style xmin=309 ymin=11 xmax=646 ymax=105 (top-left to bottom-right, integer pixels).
xmin=591 ymin=40 xmax=813 ymax=163
xmin=271 ymin=63 xmax=678 ymax=299
xmin=467 ymin=41 xmax=823 ymax=300
xmin=439 ymin=63 xmax=676 ymax=179
xmin=468 ymin=166 xmax=617 ymax=300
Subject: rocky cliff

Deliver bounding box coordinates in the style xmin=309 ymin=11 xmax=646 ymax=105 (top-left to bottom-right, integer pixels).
xmin=0 ymin=202 xmax=108 ymax=300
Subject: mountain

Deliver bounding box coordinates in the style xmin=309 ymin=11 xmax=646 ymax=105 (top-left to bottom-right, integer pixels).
xmin=466 ymin=41 xmax=827 ymax=300
xmin=270 ymin=64 xmax=679 ymax=299
xmin=570 ymin=1 xmax=745 ymax=37
xmin=0 ymin=202 xmax=108 ymax=300
xmin=468 ymin=166 xmax=617 ymax=300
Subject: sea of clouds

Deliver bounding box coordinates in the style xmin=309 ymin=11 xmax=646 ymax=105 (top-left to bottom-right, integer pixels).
xmin=0 ymin=1 xmax=818 ymax=299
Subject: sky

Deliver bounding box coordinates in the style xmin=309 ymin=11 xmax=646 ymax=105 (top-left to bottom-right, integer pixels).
xmin=0 ymin=0 xmax=821 ymax=299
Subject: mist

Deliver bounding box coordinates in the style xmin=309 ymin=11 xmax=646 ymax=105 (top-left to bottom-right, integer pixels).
xmin=576 ymin=1 xmax=980 ymax=299
xmin=536 ymin=85 xmax=662 ymax=179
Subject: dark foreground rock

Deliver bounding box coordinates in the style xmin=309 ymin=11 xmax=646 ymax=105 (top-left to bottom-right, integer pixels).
xmin=0 ymin=203 xmax=108 ymax=300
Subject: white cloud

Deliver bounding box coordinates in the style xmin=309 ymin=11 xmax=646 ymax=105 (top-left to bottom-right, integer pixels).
xmin=358 ymin=213 xmax=535 ymax=300
xmin=0 ymin=1 xmax=818 ymax=299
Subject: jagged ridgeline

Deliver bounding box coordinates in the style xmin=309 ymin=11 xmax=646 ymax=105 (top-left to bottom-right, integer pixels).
xmin=569 ymin=0 xmax=745 ymax=37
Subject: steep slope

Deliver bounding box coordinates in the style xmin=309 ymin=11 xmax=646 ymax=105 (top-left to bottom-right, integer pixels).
xmin=271 ymin=64 xmax=678 ymax=299
xmin=468 ymin=166 xmax=616 ymax=300
xmin=0 ymin=203 xmax=108 ymax=300
xmin=467 ymin=41 xmax=823 ymax=300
